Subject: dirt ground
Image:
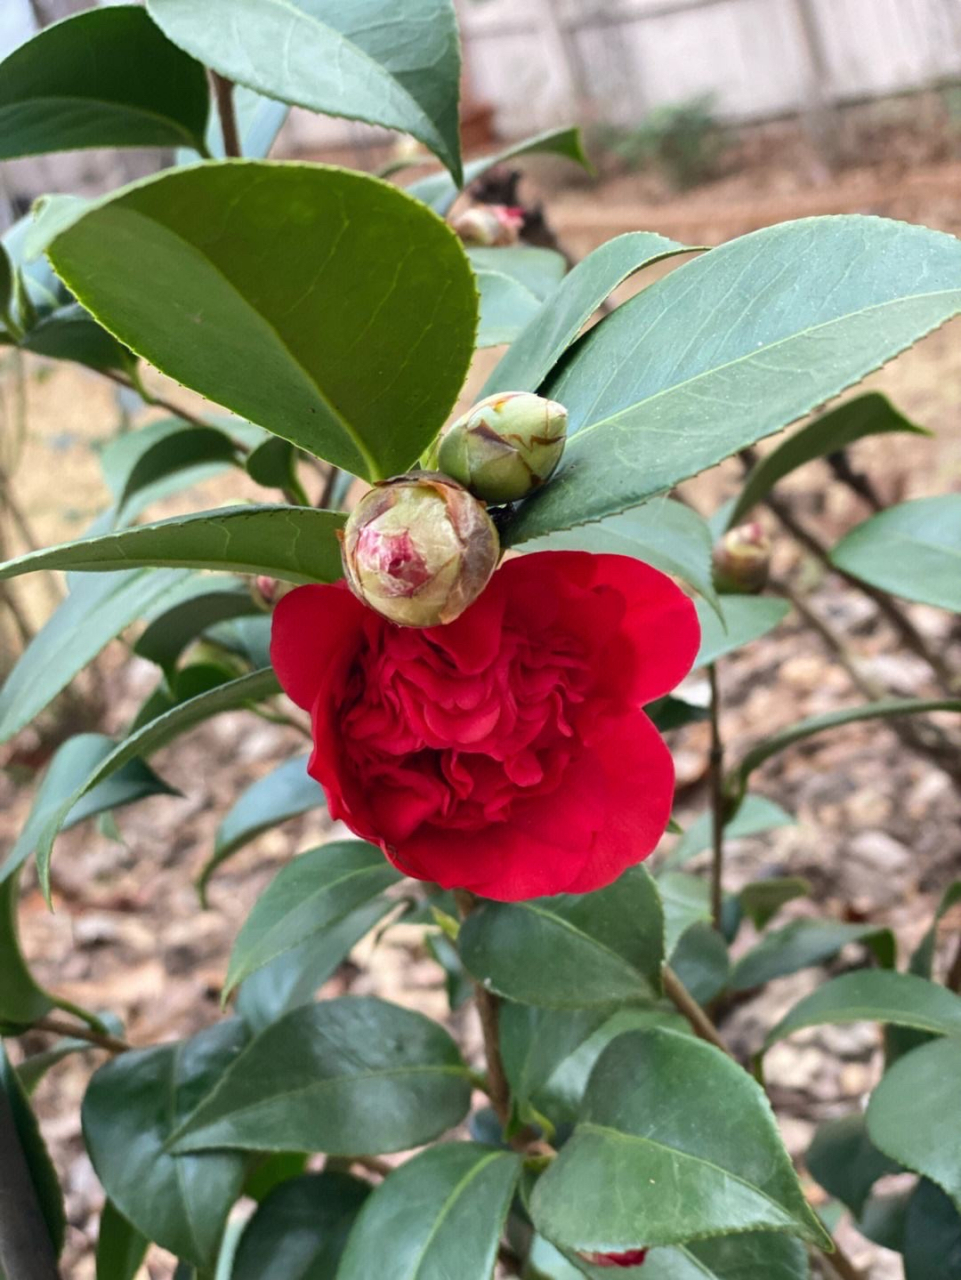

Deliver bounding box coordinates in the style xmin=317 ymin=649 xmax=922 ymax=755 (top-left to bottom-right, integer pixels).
xmin=2 ymin=112 xmax=961 ymax=1279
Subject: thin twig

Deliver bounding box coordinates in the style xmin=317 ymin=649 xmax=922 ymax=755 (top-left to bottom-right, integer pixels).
xmin=211 ymin=72 xmax=242 ymax=159
xmin=453 ymin=889 xmax=512 ymax=1128
xmin=29 ymin=1014 xmax=130 ymax=1055
xmin=96 ymin=368 xmax=249 ymax=448
xmin=947 ymin=934 xmax=961 ymax=994
xmin=707 ymin=662 xmax=725 ymax=929
xmin=662 ymin=964 xmax=735 ymax=1058
xmin=318 ymin=464 xmax=342 ymax=510
xmin=350 ymin=1154 xmax=394 ymax=1177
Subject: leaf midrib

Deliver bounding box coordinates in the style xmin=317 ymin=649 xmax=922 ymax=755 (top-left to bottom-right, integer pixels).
xmin=404 ymin=1152 xmax=510 ymax=1279
xmin=517 ymin=902 xmax=651 ymax=995
xmin=0 ymin=94 xmax=202 ymax=151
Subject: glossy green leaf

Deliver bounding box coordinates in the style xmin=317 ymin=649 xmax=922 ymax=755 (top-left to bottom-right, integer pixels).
xmin=339 ymin=1143 xmax=520 ymax=1280
xmin=134 ymin=581 xmax=261 ymax=673
xmin=224 ymin=841 xmax=400 ymax=997
xmin=129 ymin=662 xmax=238 ymax=733
xmin=656 ymin=872 xmax=711 ymax=955
xmin=20 ymin=302 xmax=135 ymax=374
xmin=805 ymin=1114 xmax=900 ymax=1218
xmin=694 ymin=595 xmax=791 ymax=668
xmin=459 ymin=867 xmax=664 ymax=1009
xmin=903 ymin=1179 xmax=961 ymax=1280
xmin=471 ymin=246 xmax=567 ymax=301
xmin=232 ymin=1172 xmax=369 ymax=1280
xmin=95 ymin=1199 xmax=149 ymax=1280
xmin=0 ymin=733 xmax=174 ymax=884
xmin=0 ymin=872 xmax=53 ymax=1028
xmin=45 ymin=163 xmax=477 ymax=478
xmin=669 ymin=922 xmax=730 ymax=1006
xmin=645 ymin=695 xmax=710 ymax=734
xmin=506 ymin=217 xmax=961 ymax=544
xmin=831 ymin=495 xmax=961 ymax=612
xmin=0 ymin=5 xmax=209 ymax=159
xmin=728 ymin=392 xmax=928 ymax=527
xmin=0 ymin=568 xmax=194 ymax=744
xmin=765 ymin=970 xmax=961 ymax=1049
xmin=483 ymin=232 xmax=691 ymax=397
xmin=245 ymin=436 xmax=299 ymax=493
xmin=148 ymin=0 xmax=462 ymax=180
xmin=172 ymin=997 xmax=470 ymax=1155
xmin=531 ymin=1029 xmax=830 ymax=1250
xmin=116 ymin=426 xmax=240 ymax=515
xmin=243 ymin=1152 xmax=308 ymax=1203
xmin=199 ymin=755 xmax=324 ymax=903
xmin=518 ymin=498 xmax=720 ymax=612
xmin=472 ymin=247 xmax=567 ymax=347
xmin=83 ymin=1020 xmax=249 ymax=1269
xmin=207 ymin=615 xmax=272 ymax=670
xmin=661 ymin=794 xmax=794 ymax=872
xmin=640 ymin=1234 xmax=809 ymax=1280
xmin=732 ymin=920 xmax=894 ymax=992
xmin=0 ymin=506 xmax=345 ymax=585
xmin=407 ymin=126 xmax=590 ymax=215
xmin=236 ymin=896 xmax=396 ymax=1034
xmin=740 ymin=878 xmax=811 ymax=930
xmin=867 ymin=1038 xmax=961 ymax=1212
xmin=16 ymin=1014 xmax=125 ymax=1095
xmin=0 ymin=1042 xmax=65 ymax=1257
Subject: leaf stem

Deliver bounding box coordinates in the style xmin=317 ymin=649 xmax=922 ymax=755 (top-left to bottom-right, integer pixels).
xmin=707 ymin=662 xmax=725 ymax=930
xmin=661 ymin=964 xmax=735 ymax=1058
xmin=453 ymin=889 xmax=512 ymax=1128
xmin=0 ymin=1082 xmax=61 ymax=1280
xmin=97 ymin=368 xmax=243 ymax=442
xmin=28 ymin=1014 xmax=129 ymax=1055
xmin=817 ymin=1244 xmax=864 ymax=1280
xmin=211 ymin=72 xmax=242 ymax=159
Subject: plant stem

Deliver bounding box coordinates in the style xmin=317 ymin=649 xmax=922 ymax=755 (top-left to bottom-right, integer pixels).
xmin=0 ymin=1083 xmax=61 ymax=1280
xmin=707 ymin=662 xmax=725 ymax=930
xmin=97 ymin=367 xmax=239 ymax=440
xmin=662 ymin=964 xmax=735 ymax=1059
xmin=817 ymin=1245 xmax=864 ymax=1280
xmin=318 ymin=464 xmax=342 ymax=510
xmin=212 ymin=72 xmax=242 ymax=159
xmin=29 ymin=1014 xmax=130 ymax=1054
xmin=947 ymin=934 xmax=961 ymax=994
xmin=350 ymin=1154 xmax=394 ymax=1177
xmin=453 ymin=889 xmax=512 ymax=1128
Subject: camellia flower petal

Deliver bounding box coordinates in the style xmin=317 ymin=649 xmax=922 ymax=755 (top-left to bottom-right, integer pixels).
xmin=271 ymin=552 xmax=700 ymax=901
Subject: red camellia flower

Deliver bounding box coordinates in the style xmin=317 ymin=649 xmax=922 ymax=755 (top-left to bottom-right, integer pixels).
xmin=271 ymin=551 xmax=699 ymax=901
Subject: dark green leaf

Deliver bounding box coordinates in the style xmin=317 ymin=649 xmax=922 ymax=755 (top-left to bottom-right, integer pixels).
xmin=866 ymin=1038 xmax=961 ymax=1211
xmin=858 ymin=1191 xmax=910 ymax=1252
xmin=471 ymin=246 xmax=567 ymax=302
xmin=425 ymin=932 xmax=473 ymax=1012
xmin=0 ymin=872 xmax=52 ymax=1028
xmin=0 ymin=506 xmax=345 ymax=585
xmin=245 ymin=436 xmax=299 ymax=492
xmin=729 ymin=392 xmax=928 ymax=527
xmin=903 ymin=1179 xmax=961 ymax=1280
xmin=530 ymin=1029 xmax=830 ymax=1250
xmin=459 ymin=867 xmax=664 ymax=1009
xmin=129 ymin=662 xmax=238 ymax=733
xmin=134 ymin=581 xmax=261 ymax=673
xmin=0 ymin=1042 xmax=65 ymax=1256
xmin=656 ymin=872 xmax=711 ymax=955
xmin=148 ymin=0 xmax=462 ymax=180
xmin=640 ymin=1233 xmax=809 ymax=1280
xmin=242 ymin=1152 xmax=308 ymax=1203
xmin=95 ymin=1199 xmax=149 ymax=1280
xmin=0 ymin=568 xmax=195 ymax=744
xmin=805 ymin=1114 xmax=900 ymax=1219
xmin=339 ymin=1143 xmax=520 ymax=1280
xmin=82 ymin=1020 xmax=249 ymax=1269
xmin=407 ymin=126 xmax=590 ymax=215
xmin=199 ymin=755 xmax=324 ymax=903
xmin=206 ymin=614 xmax=272 ymax=670
xmin=737 ymin=879 xmax=809 ymax=932
xmin=100 ymin=418 xmax=253 ymax=516
xmin=17 ymin=1014 xmax=125 ymax=1094
xmin=661 ymin=794 xmax=794 ymax=871
xmin=232 ymin=1172 xmax=369 ymax=1280
xmin=116 ymin=426 xmax=240 ymax=515
xmin=507 ymin=217 xmax=961 ymax=543
xmin=831 ymin=495 xmax=961 ymax=612
xmin=483 ymin=231 xmax=691 ymax=398
xmin=171 ymin=996 xmax=471 ymax=1156
xmin=694 ymin=595 xmax=791 ymax=668
xmin=645 ymin=695 xmax=711 ymax=733
xmin=46 ymin=163 xmax=477 ymax=478
xmin=669 ymin=922 xmax=730 ymax=1005
xmin=765 ymin=970 xmax=961 ymax=1048
xmin=732 ymin=920 xmax=895 ymax=992
xmin=20 ymin=302 xmax=134 ymax=373
xmin=0 ymin=5 xmax=209 ymax=159
xmin=224 ymin=841 xmax=400 ymax=997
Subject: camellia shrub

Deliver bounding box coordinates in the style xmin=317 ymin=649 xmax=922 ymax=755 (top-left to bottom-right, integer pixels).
xmin=2 ymin=5 xmax=961 ymax=1280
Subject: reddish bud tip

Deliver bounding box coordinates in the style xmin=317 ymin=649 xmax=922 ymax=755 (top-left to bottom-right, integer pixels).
xmin=712 ymin=520 xmax=772 ymax=594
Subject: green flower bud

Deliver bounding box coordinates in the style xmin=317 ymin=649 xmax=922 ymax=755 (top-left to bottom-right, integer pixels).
xmin=712 ymin=521 xmax=772 ymax=594
xmin=340 ymin=472 xmax=500 ymax=627
xmin=437 ymin=391 xmax=568 ymax=504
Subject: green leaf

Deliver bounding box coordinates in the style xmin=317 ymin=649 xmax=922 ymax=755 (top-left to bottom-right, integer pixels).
xmin=82 ymin=1020 xmax=249 ymax=1269
xmin=458 ymin=867 xmax=664 ymax=1009
xmin=129 ymin=662 xmax=238 ymax=733
xmin=530 ymin=1028 xmax=830 ymax=1250
xmin=134 ymin=581 xmax=261 ymax=673
xmin=245 ymin=436 xmax=299 ymax=493
xmin=740 ymin=878 xmax=811 ymax=930
xmin=0 ymin=1042 xmax=65 ymax=1257
xmin=867 ymin=1038 xmax=961 ymax=1213
xmin=645 ymin=695 xmax=711 ymax=734
xmin=0 ymin=872 xmax=53 ymax=1028
xmin=640 ymin=1233 xmax=809 ymax=1280
xmin=0 ymin=506 xmax=346 ymax=585
xmin=857 ymin=1191 xmax=910 ymax=1252
xmin=199 ymin=755 xmax=325 ymax=904
xmin=183 ymin=85 xmax=289 ymax=163
xmin=731 ymin=920 xmax=895 ymax=992
xmin=805 ymin=1114 xmax=901 ymax=1218
xmin=236 ymin=896 xmax=396 ymax=1034
xmin=0 ymin=733 xmax=174 ymax=884
xmin=0 ymin=5 xmax=209 ymax=159
xmin=170 ymin=996 xmax=471 ymax=1156
xmin=148 ymin=0 xmax=462 ymax=181
xmin=728 ymin=392 xmax=928 ymax=527
xmin=656 ymin=872 xmax=711 ymax=955
xmin=911 ymin=881 xmax=961 ymax=980
xmin=0 ymin=568 xmax=197 ymax=744
xmin=694 ymin=595 xmax=791 ymax=668
xmin=207 ymin=615 xmax=272 ymax=670
xmin=242 ymin=1152 xmax=308 ymax=1203
xmin=765 ymin=971 xmax=961 ymax=1049
xmin=471 ymin=246 xmax=567 ymax=301
xmin=116 ymin=425 xmax=240 ymax=516
xmin=224 ymin=841 xmax=400 ymax=997
xmin=669 ymin=922 xmax=730 ymax=1006
xmin=730 ymin=698 xmax=961 ymax=801
xmin=95 ymin=1199 xmax=149 ymax=1280
xmin=831 ymin=495 xmax=961 ymax=612
xmin=483 ymin=232 xmax=691 ymax=398
xmin=45 ymin=163 xmax=477 ymax=479
xmin=232 ymin=1172 xmax=369 ymax=1280
xmin=661 ymin=794 xmax=794 ymax=872
xmin=407 ymin=126 xmax=590 ymax=215
xmin=518 ymin=498 xmax=720 ymax=612
xmin=338 ymin=1143 xmax=521 ymax=1280
xmin=506 ymin=216 xmax=961 ymax=544
xmin=20 ymin=301 xmax=135 ymax=374
xmin=16 ymin=1014 xmax=125 ymax=1094
xmin=472 ymin=246 xmax=567 ymax=348
xmin=903 ymin=1179 xmax=961 ymax=1280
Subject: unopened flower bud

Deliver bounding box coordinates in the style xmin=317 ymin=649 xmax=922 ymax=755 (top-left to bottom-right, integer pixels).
xmin=578 ymin=1249 xmax=648 ymax=1269
xmin=450 ymin=204 xmax=524 ymax=247
xmin=251 ymin=575 xmax=295 ymax=610
xmin=712 ymin=521 xmax=771 ymax=594
xmin=340 ymin=472 xmax=499 ymax=627
xmin=438 ymin=391 xmax=568 ymax=504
